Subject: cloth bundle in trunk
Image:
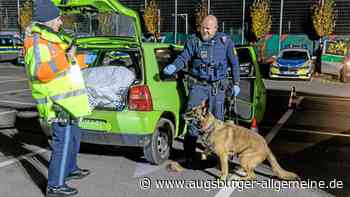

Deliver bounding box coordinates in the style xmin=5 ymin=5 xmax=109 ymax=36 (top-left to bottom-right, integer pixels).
xmin=82 ymin=66 xmax=135 ymax=111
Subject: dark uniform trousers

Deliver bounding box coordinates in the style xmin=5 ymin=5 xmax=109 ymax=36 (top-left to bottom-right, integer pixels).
xmin=184 ymin=81 xmax=226 ymax=160
xmin=48 ymin=122 xmax=81 ymax=187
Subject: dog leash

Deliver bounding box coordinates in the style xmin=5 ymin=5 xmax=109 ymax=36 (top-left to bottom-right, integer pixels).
xmin=234 ymin=96 xmax=238 ymax=125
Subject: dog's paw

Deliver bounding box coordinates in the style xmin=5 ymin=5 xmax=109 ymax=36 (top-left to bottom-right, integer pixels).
xmin=166 ymin=161 xmax=185 ymax=173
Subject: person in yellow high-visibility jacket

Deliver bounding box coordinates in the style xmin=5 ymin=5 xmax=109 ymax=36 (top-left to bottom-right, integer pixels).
xmin=24 ymin=0 xmax=96 ymax=196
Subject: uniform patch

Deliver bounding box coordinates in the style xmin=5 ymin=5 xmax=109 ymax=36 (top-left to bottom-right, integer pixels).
xmin=200 ymin=49 xmax=208 ymax=59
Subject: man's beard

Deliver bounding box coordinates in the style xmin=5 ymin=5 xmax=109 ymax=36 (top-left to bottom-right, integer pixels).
xmin=201 ymin=33 xmax=214 ymax=41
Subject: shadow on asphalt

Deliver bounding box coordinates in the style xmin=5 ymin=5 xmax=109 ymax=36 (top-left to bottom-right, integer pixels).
xmin=269 ymin=132 xmax=350 ymax=197
xmin=0 ymin=130 xmax=48 ymax=194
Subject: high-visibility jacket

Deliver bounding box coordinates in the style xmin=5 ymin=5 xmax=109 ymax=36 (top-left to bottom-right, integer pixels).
xmin=24 ymin=23 xmax=91 ymax=120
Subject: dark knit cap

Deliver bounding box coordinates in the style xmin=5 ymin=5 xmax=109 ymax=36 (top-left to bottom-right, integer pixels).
xmin=32 ymin=0 xmax=60 ymax=23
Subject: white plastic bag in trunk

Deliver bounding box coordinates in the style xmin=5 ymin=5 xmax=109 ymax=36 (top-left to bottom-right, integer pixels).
xmin=82 ymin=66 xmax=135 ymax=110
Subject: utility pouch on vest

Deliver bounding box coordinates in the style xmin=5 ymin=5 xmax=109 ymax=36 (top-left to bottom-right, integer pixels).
xmin=52 ymin=104 xmax=71 ymax=126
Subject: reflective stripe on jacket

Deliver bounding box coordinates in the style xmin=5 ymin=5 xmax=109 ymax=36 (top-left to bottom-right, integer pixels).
xmin=24 ymin=23 xmax=90 ymax=120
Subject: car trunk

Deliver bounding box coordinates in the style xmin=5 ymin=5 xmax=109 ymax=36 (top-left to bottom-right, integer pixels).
xmin=78 ymin=47 xmax=143 ymax=111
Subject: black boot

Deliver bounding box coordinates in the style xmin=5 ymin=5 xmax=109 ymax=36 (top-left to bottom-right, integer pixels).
xmin=183 ymin=134 xmax=198 ymax=169
xmin=46 ymin=185 xmax=78 ymax=197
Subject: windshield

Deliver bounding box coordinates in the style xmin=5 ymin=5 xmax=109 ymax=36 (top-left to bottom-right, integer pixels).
xmin=61 ymin=13 xmax=136 ymax=38
xmin=281 ymin=51 xmax=308 ymax=60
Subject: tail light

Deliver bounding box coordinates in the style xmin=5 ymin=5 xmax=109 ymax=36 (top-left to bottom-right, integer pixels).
xmin=128 ymin=85 xmax=153 ymax=111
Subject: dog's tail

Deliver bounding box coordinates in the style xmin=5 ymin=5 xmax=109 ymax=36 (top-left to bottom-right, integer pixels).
xmin=267 ymin=149 xmax=299 ymax=180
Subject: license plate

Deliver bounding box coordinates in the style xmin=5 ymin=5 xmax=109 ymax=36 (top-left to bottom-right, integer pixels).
xmin=282 ymin=71 xmax=296 ymax=75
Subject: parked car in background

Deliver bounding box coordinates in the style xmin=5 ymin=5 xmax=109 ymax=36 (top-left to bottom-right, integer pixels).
xmin=321 ymin=39 xmax=350 ymax=82
xmin=0 ymin=35 xmax=23 ymax=65
xmin=269 ymin=45 xmax=315 ymax=80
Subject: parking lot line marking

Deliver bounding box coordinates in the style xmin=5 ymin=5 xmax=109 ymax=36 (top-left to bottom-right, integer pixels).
xmin=0 ymin=110 xmax=16 ymax=115
xmin=0 ymin=148 xmax=48 ymax=169
xmin=0 ymin=99 xmax=35 ymax=106
xmin=0 ymin=79 xmax=27 ymax=83
xmin=0 ymin=76 xmax=26 ymax=80
xmin=214 ymin=174 xmax=240 ymax=197
xmin=0 ymin=89 xmax=31 ymax=96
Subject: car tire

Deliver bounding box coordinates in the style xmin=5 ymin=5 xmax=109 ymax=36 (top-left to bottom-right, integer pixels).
xmin=143 ymin=118 xmax=174 ymax=165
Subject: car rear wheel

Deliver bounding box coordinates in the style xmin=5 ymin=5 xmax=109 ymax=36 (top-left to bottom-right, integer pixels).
xmin=143 ymin=118 xmax=174 ymax=165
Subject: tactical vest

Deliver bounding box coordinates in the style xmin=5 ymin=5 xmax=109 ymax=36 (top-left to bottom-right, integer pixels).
xmin=24 ymin=24 xmax=90 ymax=120
xmin=191 ymin=33 xmax=228 ymax=81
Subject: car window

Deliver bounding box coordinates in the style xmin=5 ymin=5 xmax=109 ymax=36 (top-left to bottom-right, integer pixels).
xmin=236 ymin=47 xmax=255 ymax=77
xmin=89 ymin=49 xmax=142 ymax=81
xmin=237 ymin=48 xmax=252 ymax=64
xmin=281 ymin=51 xmax=308 ymax=60
xmin=62 ymin=13 xmax=136 ymax=38
xmin=155 ymin=47 xmax=182 ymax=80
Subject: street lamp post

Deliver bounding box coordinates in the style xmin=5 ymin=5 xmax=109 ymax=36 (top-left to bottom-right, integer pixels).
xmin=174 ymin=0 xmax=177 ymax=44
xmin=177 ymin=14 xmax=188 ymax=34
xmin=278 ymin=0 xmax=284 ymax=52
xmin=208 ymin=0 xmax=210 ymax=14
xmin=17 ymin=0 xmax=21 ymax=35
xmin=241 ymin=0 xmax=246 ymax=45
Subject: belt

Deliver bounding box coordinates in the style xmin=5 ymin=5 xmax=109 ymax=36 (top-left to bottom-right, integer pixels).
xmin=187 ymin=75 xmax=221 ymax=86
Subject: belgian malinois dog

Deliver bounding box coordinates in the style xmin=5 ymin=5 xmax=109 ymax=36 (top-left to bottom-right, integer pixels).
xmin=184 ymin=101 xmax=299 ymax=181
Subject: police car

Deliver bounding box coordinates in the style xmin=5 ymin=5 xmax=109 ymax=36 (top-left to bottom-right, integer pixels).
xmin=0 ymin=35 xmax=23 ymax=65
xmin=269 ymin=45 xmax=315 ymax=80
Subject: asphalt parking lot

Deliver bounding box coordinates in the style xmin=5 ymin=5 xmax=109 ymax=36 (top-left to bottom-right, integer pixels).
xmin=0 ymin=62 xmax=349 ymax=197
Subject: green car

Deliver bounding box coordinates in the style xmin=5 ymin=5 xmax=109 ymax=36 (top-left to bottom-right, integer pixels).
xmin=40 ymin=0 xmax=266 ymax=164
xmin=233 ymin=46 xmax=266 ymax=125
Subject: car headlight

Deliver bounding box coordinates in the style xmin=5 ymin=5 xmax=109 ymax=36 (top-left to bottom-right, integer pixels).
xmin=298 ymin=62 xmax=310 ymax=69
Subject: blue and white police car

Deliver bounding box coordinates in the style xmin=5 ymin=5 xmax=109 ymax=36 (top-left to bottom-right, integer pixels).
xmin=269 ymin=46 xmax=315 ymax=80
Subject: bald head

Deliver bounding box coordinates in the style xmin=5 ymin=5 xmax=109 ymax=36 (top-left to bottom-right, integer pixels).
xmin=200 ymin=15 xmax=218 ymax=41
